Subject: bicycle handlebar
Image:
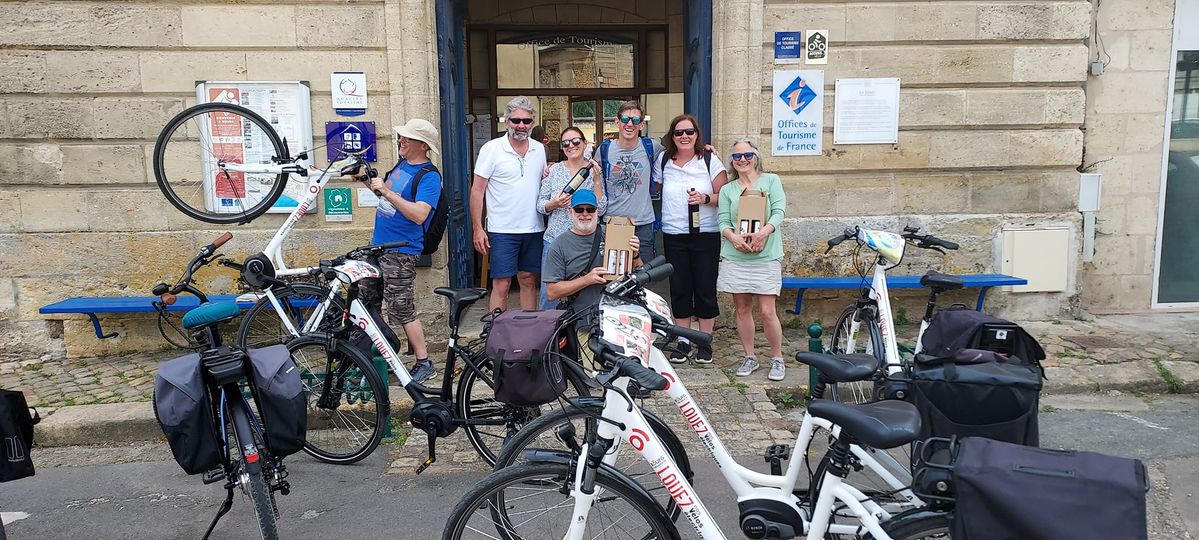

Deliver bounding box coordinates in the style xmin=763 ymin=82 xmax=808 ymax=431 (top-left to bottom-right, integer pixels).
xmin=653 ymin=320 xmax=712 ymax=348
xmin=589 ymin=339 xmax=668 ymax=391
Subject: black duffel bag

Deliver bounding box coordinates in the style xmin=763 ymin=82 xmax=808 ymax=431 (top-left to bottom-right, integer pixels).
xmin=953 ymin=437 xmax=1149 ymax=540
xmin=0 ymin=388 xmax=39 ymax=483
xmin=921 ymin=307 xmax=1046 ymax=375
xmin=248 ymin=345 xmax=307 ymax=458
xmin=912 ymin=349 xmax=1042 ymax=446
xmin=486 ymin=309 xmax=569 ymax=406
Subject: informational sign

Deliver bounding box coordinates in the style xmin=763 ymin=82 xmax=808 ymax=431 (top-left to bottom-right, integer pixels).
xmin=331 ymin=72 xmax=368 ymax=116
xmin=806 ymin=30 xmax=829 ymax=64
xmin=356 ymin=188 xmax=380 ymax=207
xmin=774 ymin=31 xmax=803 ymax=63
xmin=324 ymin=187 xmax=353 ymax=222
xmin=834 ymin=78 xmax=901 ymax=145
xmin=197 ymin=81 xmax=313 ymax=214
xmin=771 ymin=70 xmax=824 ymax=156
xmin=325 ymin=121 xmax=377 ymax=162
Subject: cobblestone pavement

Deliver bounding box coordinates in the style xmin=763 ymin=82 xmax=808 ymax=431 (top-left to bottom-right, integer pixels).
xmin=0 ymin=349 xmax=172 ymax=408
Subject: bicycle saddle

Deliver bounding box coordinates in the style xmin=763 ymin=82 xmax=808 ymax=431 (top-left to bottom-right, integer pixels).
xmin=794 ymin=352 xmax=878 ymax=383
xmin=920 ymin=271 xmax=964 ymax=292
xmin=182 ymin=301 xmax=241 ymax=330
xmin=435 ymin=287 xmax=489 ymax=328
xmin=807 ymin=399 xmax=921 ymax=450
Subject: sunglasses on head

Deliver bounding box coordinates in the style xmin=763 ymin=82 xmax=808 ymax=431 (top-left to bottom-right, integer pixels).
xmin=673 ymin=128 xmax=697 ymax=137
xmin=560 ymin=137 xmax=584 ymax=148
xmin=572 ymin=205 xmax=597 ymax=214
xmin=731 ymin=152 xmax=756 ymax=161
xmin=508 ymin=117 xmax=534 ymax=125
xmin=619 ymin=115 xmax=643 ymax=125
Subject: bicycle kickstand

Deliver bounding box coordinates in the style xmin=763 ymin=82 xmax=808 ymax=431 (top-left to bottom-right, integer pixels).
xmin=201 ymin=484 xmax=236 ymax=539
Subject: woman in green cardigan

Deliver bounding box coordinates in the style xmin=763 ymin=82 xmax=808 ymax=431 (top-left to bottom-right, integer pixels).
xmin=717 ymin=139 xmax=788 ymax=381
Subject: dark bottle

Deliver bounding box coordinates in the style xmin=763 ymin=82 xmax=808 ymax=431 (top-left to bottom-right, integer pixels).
xmin=561 ymin=165 xmax=590 ymax=195
xmin=688 ymin=188 xmax=701 ymax=234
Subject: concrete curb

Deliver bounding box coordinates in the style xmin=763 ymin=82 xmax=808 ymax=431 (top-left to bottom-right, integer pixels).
xmin=36 ymin=402 xmax=163 ymax=448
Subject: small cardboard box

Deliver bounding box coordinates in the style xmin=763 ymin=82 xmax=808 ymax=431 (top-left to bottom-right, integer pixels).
xmin=737 ymin=189 xmax=768 ymax=234
xmin=603 ymin=216 xmax=636 ymax=280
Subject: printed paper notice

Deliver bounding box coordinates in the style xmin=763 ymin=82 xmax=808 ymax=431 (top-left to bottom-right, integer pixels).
xmin=834 ymin=78 xmax=901 ymax=145
xmin=771 ymin=70 xmax=824 ymax=156
xmin=356 ymin=188 xmax=380 ymax=207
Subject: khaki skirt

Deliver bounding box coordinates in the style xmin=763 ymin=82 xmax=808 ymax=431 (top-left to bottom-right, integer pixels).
xmin=716 ymin=258 xmax=782 ymax=295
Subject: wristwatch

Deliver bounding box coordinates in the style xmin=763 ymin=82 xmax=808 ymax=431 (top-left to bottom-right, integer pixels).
xmin=703 ymin=194 xmax=711 ymax=204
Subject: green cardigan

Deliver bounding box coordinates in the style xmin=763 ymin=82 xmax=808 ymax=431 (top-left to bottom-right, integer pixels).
xmin=717 ymin=173 xmax=786 ymax=262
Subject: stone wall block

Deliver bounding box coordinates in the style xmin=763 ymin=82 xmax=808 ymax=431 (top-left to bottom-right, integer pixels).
xmin=94 ymin=5 xmax=183 ymax=47
xmin=297 ymin=5 xmax=386 ymax=48
xmin=0 ymin=193 xmax=19 ymax=233
xmin=1012 ymin=45 xmax=1089 ymax=83
xmin=87 ymin=190 xmax=178 ymax=233
xmin=1097 ymin=32 xmax=1132 ymax=72
xmin=0 ymin=144 xmax=62 ymax=185
xmin=1128 ymin=29 xmax=1175 ymax=72
xmin=900 ymin=91 xmax=966 ymax=126
xmin=928 ymin=131 xmax=1008 ymax=168
xmin=1006 ymin=129 xmax=1083 ymax=168
xmin=246 ymin=52 xmax=344 ymax=93
xmin=1123 ymin=195 xmax=1159 ymax=235
xmin=833 ymin=176 xmax=893 ymax=216
xmin=966 ymin=90 xmax=1047 ymax=125
xmin=60 ymin=145 xmax=147 ymax=185
xmin=1045 ymin=87 xmax=1086 ymax=124
xmin=978 ymin=3 xmax=1091 ymax=40
xmin=46 ymin=51 xmax=140 ymax=93
xmin=94 ymin=98 xmax=187 ymax=140
xmin=5 ymin=99 xmax=95 ymax=139
xmin=970 ymin=174 xmax=1041 ymax=213
xmin=182 ymin=6 xmax=297 ymax=48
xmin=858 ymin=132 xmax=932 ymax=169
xmin=763 ymin=5 xmax=846 ymax=37
xmin=1099 ymin=0 xmax=1175 ymax=31
xmin=18 ymin=191 xmax=88 ymax=233
xmin=1122 ymin=113 xmax=1167 ymax=154
xmin=1040 ymin=171 xmax=1081 ymax=211
xmin=0 ymin=4 xmax=91 ymax=47
xmin=351 ymin=52 xmax=393 ymax=93
xmin=139 ymin=52 xmax=248 ymax=94
xmin=896 ymin=175 xmax=970 ymax=214
xmin=0 ymin=52 xmax=46 ymax=94
xmin=779 ymin=176 xmax=837 ymax=218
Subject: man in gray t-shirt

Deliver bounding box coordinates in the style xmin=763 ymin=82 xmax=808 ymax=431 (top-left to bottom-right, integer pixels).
xmin=600 ymin=100 xmax=661 ymax=261
xmin=544 ymin=189 xmax=641 ymax=317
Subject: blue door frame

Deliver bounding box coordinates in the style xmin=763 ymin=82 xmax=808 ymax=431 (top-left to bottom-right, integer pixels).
xmin=434 ymin=0 xmax=712 ymax=288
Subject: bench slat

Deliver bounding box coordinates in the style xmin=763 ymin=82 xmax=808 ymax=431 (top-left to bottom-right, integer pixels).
xmin=39 ymin=294 xmax=258 ymax=315
xmin=781 ymin=273 xmax=1027 ymax=314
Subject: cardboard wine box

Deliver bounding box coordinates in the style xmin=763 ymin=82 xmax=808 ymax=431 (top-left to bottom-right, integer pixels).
xmin=737 ymin=189 xmax=768 ymax=234
xmin=603 ymin=216 xmax=636 ymax=280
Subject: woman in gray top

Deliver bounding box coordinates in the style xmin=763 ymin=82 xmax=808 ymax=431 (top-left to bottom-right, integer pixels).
xmin=538 ymin=126 xmax=604 ymax=309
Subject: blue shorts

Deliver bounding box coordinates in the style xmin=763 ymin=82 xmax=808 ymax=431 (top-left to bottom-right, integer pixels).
xmin=488 ymin=232 xmax=543 ymax=279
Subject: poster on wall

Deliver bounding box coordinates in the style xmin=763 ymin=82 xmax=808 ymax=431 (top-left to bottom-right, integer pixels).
xmin=771 ymin=70 xmax=824 ymax=156
xmin=197 ymin=81 xmax=313 ymax=214
xmin=833 ymin=78 xmax=901 ymax=145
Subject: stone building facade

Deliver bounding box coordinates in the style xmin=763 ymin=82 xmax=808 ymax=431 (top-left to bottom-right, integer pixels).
xmin=0 ymin=0 xmax=1190 ymax=357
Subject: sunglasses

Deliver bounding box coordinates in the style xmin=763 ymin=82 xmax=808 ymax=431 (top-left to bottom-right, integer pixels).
xmin=619 ymin=115 xmax=643 ymax=125
xmin=731 ymin=152 xmax=757 ymax=161
xmin=560 ymin=137 xmax=584 ymax=148
xmin=508 ymin=117 xmax=534 ymax=125
xmin=572 ymin=205 xmax=597 ymax=214
xmin=673 ymin=128 xmax=697 ymax=137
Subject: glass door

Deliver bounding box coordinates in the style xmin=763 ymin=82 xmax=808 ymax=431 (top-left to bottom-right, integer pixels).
xmin=1157 ymin=49 xmax=1199 ymax=304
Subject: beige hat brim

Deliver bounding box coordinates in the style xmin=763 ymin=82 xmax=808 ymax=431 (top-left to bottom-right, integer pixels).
xmin=394 ymin=125 xmax=441 ymax=155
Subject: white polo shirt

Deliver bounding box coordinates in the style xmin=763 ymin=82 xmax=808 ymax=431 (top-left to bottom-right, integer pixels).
xmin=658 ymin=153 xmax=726 ymax=234
xmin=474 ymin=135 xmax=547 ymax=234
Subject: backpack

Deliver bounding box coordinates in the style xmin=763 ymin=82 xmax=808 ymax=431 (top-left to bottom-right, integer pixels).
xmin=383 ymin=161 xmax=446 ymax=255
xmin=485 ymin=309 xmax=570 ymax=406
xmin=920 ymin=307 xmax=1046 ymax=375
xmin=0 ymin=389 xmax=38 ymax=483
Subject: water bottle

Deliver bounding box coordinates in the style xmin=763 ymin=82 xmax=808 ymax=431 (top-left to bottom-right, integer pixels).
xmin=561 ymin=166 xmax=590 ymax=195
xmin=688 ymin=188 xmax=701 ymax=234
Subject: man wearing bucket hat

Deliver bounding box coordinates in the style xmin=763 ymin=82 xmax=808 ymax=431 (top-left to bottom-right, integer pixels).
xmin=359 ymin=118 xmax=442 ymax=382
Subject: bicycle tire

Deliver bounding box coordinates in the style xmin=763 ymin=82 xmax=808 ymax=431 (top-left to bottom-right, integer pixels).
xmin=441 ymin=462 xmax=676 ymax=540
xmin=872 ymin=512 xmax=952 ymax=540
xmin=286 ymin=333 xmax=389 ymax=464
xmin=828 ymin=304 xmax=885 ymax=405
xmin=492 ymin=398 xmax=692 ymax=523
xmin=236 ymin=283 xmax=345 ymax=349
xmin=455 ymin=354 xmax=591 ymax=466
xmin=153 ymin=102 xmax=289 ymax=224
xmin=227 ymin=393 xmax=280 ymax=540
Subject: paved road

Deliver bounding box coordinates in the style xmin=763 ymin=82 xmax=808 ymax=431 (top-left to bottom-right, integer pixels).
xmin=2 ymin=394 xmax=1195 ymax=539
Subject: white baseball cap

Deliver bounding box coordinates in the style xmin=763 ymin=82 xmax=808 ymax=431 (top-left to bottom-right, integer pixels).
xmin=393 ymin=118 xmax=441 ymax=155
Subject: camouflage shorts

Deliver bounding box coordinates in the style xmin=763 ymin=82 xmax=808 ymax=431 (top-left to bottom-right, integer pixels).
xmin=358 ymin=251 xmax=419 ymax=326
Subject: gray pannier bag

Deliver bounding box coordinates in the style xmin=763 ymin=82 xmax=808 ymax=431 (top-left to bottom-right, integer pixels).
xmin=153 ymin=352 xmax=221 ymax=474
xmin=247 ymin=345 xmax=307 ymax=458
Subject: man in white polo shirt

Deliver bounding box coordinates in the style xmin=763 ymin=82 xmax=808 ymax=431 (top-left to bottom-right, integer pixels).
xmin=470 ymin=96 xmax=547 ymax=312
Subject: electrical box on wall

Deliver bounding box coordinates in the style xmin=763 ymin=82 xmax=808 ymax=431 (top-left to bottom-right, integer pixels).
xmin=1001 ymin=226 xmax=1070 ymax=293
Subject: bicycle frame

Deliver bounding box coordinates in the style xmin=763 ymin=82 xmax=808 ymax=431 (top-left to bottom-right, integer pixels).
xmin=567 ymin=346 xmax=913 ymax=540
xmin=844 ymin=259 xmax=905 ymax=376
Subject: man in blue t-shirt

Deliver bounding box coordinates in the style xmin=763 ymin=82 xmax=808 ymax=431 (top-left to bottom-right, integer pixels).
xmin=360 ymin=118 xmax=442 ymax=382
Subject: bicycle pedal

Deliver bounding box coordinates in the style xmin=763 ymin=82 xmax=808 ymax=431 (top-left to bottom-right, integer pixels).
xmin=765 ymin=444 xmax=790 ymax=476
xmin=201 ymin=467 xmax=225 ymax=485
xmin=415 ymin=456 xmax=436 ymax=475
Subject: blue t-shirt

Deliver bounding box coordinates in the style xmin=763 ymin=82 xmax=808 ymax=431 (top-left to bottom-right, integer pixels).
xmin=371 ymin=160 xmax=441 ymax=255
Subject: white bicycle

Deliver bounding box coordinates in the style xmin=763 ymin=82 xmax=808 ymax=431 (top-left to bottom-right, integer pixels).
xmin=443 ymin=261 xmax=950 ymax=540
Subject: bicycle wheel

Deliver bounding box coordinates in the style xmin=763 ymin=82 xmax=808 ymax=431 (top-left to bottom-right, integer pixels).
xmin=154 ymin=102 xmax=289 ymax=224
xmin=456 ymin=354 xmax=591 ymax=466
xmin=875 ymin=513 xmax=952 ymax=539
xmin=492 ymin=398 xmax=692 ymax=522
xmin=286 ymin=333 xmax=389 ymax=464
xmin=828 ymin=305 xmax=885 ymax=405
xmin=442 ymin=462 xmax=676 ymax=540
xmin=226 ymin=393 xmax=280 ymax=540
xmin=237 ymin=283 xmax=344 ymax=349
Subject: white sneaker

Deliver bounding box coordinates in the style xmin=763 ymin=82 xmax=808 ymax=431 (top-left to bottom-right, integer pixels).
xmin=767 ymin=357 xmax=786 ymax=381
xmin=735 ymin=356 xmax=759 ymax=377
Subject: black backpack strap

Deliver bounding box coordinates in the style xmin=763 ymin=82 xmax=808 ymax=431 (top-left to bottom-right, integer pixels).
xmin=406 ymin=163 xmax=439 ymax=229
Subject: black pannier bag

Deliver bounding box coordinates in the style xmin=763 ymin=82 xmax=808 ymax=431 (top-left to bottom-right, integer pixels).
xmin=248 ymin=345 xmax=307 ymax=458
xmin=953 ymin=437 xmax=1149 ymax=540
xmin=154 ymin=353 xmax=222 ymax=474
xmin=486 ymin=309 xmax=570 ymax=406
xmin=0 ymin=389 xmax=39 ymax=482
xmin=921 ymin=307 xmax=1046 ymax=374
xmin=911 ymin=349 xmax=1042 ymax=446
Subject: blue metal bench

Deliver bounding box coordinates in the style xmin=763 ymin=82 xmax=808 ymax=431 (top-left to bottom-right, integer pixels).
xmin=782 ymin=274 xmax=1028 ymax=314
xmin=39 ymin=295 xmax=264 ymax=339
